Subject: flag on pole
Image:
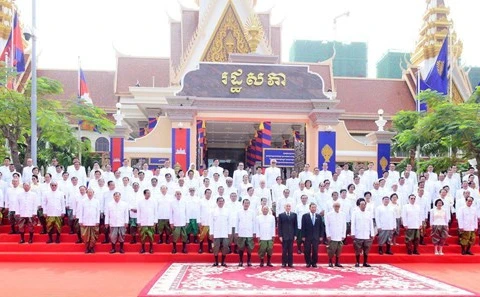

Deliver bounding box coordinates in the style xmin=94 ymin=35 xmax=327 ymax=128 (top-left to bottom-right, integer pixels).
xmin=423 ymin=36 xmax=449 ymax=95
xmin=0 ymin=12 xmax=25 ymax=73
xmin=78 ymin=68 xmax=92 ymax=104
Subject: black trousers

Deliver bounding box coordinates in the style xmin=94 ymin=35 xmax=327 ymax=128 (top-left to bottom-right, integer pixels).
xmin=281 ymin=239 xmax=294 ymax=265
xmin=304 ymin=239 xmax=319 ymax=265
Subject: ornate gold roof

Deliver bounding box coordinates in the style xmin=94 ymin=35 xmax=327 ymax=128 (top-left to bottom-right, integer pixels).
xmin=201 ymin=1 xmax=251 ymax=62
xmin=411 ymin=0 xmax=463 ymax=66
xmin=0 ymin=0 xmax=14 ymax=40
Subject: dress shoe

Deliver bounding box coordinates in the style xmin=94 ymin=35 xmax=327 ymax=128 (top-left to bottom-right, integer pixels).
xmin=355 ymin=263 xmax=360 ymax=267
xmin=306 ymin=264 xmax=311 ymax=268
xmin=281 ymin=264 xmax=286 ymax=268
xmin=363 ymin=263 xmax=371 ymax=267
xmin=335 ymin=263 xmax=343 ymax=268
xmin=312 ymin=264 xmax=318 ymax=268
xmin=328 ymin=263 xmax=333 ymax=268
xmin=288 ymin=264 xmax=293 ymax=268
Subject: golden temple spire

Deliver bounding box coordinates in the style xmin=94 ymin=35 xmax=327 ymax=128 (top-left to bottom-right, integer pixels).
xmin=410 ymin=0 xmax=462 ymax=66
xmin=0 ymin=0 xmax=14 ymax=40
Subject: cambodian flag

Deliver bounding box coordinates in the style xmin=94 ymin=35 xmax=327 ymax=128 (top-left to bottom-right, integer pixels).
xmin=0 ymin=12 xmax=25 ymax=73
xmin=78 ymin=68 xmax=92 ymax=104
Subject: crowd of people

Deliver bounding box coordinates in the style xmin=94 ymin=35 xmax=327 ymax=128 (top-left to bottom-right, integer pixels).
xmin=0 ymin=156 xmax=479 ymax=268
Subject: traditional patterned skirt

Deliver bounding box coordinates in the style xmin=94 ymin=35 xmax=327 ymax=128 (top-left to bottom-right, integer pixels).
xmin=172 ymin=226 xmax=187 ymax=243
xmin=140 ymin=226 xmax=155 ymax=243
xmin=46 ymin=216 xmax=62 ymax=233
xmin=185 ymin=219 xmax=199 ymax=235
xmin=459 ymin=231 xmax=476 ymax=246
xmin=110 ymin=226 xmax=126 ymax=243
xmin=157 ymin=219 xmax=170 ymax=234
xmin=431 ymin=225 xmax=448 ymax=246
xmin=16 ymin=217 xmax=35 ymax=233
xmin=213 ymin=237 xmax=229 ymax=255
xmin=81 ymin=226 xmax=99 ymax=248
xmin=327 ymin=240 xmax=344 ymax=257
xmin=236 ymin=237 xmax=254 ymax=252
xmin=405 ymin=229 xmax=420 ymax=243
xmin=258 ymin=239 xmax=273 ymax=257
xmin=353 ymin=238 xmax=372 ymax=255
xmin=377 ymin=230 xmax=394 ymax=245
xmin=198 ymin=225 xmax=210 ymax=242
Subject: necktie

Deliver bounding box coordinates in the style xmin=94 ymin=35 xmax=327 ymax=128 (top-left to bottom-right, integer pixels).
xmin=311 ymin=214 xmax=315 ymax=225
xmin=287 ymin=212 xmax=290 ymax=217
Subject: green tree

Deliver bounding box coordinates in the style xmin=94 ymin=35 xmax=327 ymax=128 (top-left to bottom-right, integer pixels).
xmin=393 ymin=90 xmax=480 ymax=178
xmin=0 ymin=66 xmax=114 ymax=170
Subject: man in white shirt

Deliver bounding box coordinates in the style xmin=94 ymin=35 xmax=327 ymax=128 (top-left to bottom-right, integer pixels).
xmin=325 ymin=202 xmax=347 ymax=267
xmin=21 ymin=158 xmax=34 ymax=183
xmin=402 ymin=164 xmax=418 ymax=187
xmin=208 ymin=159 xmax=224 ymax=178
xmin=265 ymin=159 xmax=281 ymax=188
xmin=295 ymin=194 xmax=310 ymax=254
xmin=185 ymin=187 xmax=201 ymax=244
xmin=137 ymin=189 xmax=157 ymax=254
xmin=339 ymin=163 xmax=354 ymax=188
xmin=6 ymin=178 xmax=23 ymax=234
xmin=210 ymin=197 xmax=230 ymax=266
xmin=256 ymin=205 xmax=276 ymax=267
xmin=118 ymin=159 xmax=133 ymax=179
xmin=77 ymin=188 xmax=100 ymax=253
xmin=286 ymin=170 xmax=300 ymax=194
xmin=458 ymin=196 xmax=478 ymax=255
xmin=170 ymin=190 xmax=189 ymax=254
xmin=375 ymin=196 xmax=396 ymax=255
xmin=198 ymin=189 xmax=215 ymax=253
xmin=402 ymin=194 xmax=423 ymax=255
xmin=318 ymin=163 xmax=333 ymax=183
xmin=105 ymin=192 xmax=129 ymax=254
xmin=67 ymin=159 xmax=87 ymax=187
xmin=362 ymin=162 xmax=378 ymax=192
xmin=351 ymin=198 xmax=375 ymax=267
xmin=233 ymin=163 xmax=248 ymax=190
xmin=160 ymin=160 xmax=176 ymax=181
xmin=15 ymin=182 xmax=38 ymax=244
xmin=0 ymin=157 xmax=11 ymax=182
xmin=156 ymin=185 xmax=172 ymax=244
xmin=44 ymin=181 xmax=66 ymax=244
xmin=387 ymin=163 xmax=400 ymax=186
xmin=251 ymin=167 xmax=264 ymax=189
xmin=235 ymin=198 xmax=256 ymax=267
xmin=299 ymin=163 xmax=314 ymax=183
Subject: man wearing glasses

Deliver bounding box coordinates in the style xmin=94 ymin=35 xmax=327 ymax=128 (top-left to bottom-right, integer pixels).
xmin=401 ymin=194 xmax=423 ymax=255
xmin=44 ymin=181 xmax=65 ymax=244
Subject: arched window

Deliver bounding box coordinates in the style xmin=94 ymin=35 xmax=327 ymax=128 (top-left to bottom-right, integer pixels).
xmin=95 ymin=137 xmax=109 ymax=152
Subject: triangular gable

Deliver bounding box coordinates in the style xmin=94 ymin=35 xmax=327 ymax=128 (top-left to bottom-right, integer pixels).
xmin=201 ymin=1 xmax=251 ymax=62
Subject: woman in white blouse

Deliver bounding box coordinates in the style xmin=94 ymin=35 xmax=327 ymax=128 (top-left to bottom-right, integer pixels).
xmin=429 ymin=198 xmax=449 ymax=255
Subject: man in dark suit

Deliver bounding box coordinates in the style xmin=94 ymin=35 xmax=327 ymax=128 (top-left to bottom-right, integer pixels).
xmin=301 ymin=202 xmax=324 ymax=268
xmin=278 ymin=202 xmax=297 ymax=268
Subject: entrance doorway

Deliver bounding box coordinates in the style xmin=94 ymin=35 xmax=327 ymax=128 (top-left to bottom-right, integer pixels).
xmin=198 ymin=120 xmax=306 ymax=175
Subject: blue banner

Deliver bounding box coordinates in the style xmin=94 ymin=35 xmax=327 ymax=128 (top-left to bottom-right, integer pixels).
xmin=263 ymin=149 xmax=295 ymax=167
xmin=377 ymin=143 xmax=391 ymax=178
xmin=318 ymin=131 xmax=336 ymax=172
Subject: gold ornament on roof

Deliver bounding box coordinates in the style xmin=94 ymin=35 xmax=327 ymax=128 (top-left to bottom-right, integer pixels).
xmin=0 ymin=0 xmax=14 ymax=40
xmin=244 ymin=13 xmax=263 ymax=53
xmin=202 ymin=1 xmax=251 ymax=62
xmin=380 ymin=157 xmax=388 ymax=172
xmin=321 ymin=144 xmax=333 ymax=163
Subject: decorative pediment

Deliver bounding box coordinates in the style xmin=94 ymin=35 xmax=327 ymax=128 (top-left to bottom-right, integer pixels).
xmin=201 ymin=1 xmax=251 ymax=62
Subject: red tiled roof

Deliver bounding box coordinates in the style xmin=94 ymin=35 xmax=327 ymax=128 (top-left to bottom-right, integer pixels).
xmin=37 ymin=69 xmax=116 ymax=109
xmin=307 ymin=63 xmax=333 ymax=92
xmin=115 ymin=57 xmax=170 ymax=94
xmin=335 ymin=77 xmax=415 ymax=116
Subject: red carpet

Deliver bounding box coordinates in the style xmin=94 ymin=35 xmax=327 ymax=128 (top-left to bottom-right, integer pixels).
xmin=1 ymin=221 xmax=479 ymax=264
xmin=138 ymin=263 xmax=475 ymax=297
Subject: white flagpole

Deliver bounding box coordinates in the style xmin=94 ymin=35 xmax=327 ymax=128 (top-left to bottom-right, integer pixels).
xmin=77 ymin=56 xmax=82 ymax=163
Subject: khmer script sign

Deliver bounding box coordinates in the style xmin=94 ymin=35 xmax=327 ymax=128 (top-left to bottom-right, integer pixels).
xmin=177 ymin=62 xmax=328 ymax=100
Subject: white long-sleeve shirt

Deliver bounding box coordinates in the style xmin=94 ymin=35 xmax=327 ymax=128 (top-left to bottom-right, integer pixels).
xmin=430 ymin=208 xmax=448 ymax=226
xmin=457 ymin=205 xmax=478 ymax=231
xmin=44 ymin=190 xmax=66 ymax=216
xmin=401 ymin=204 xmax=423 ymax=229
xmin=15 ymin=191 xmax=38 ymax=217
xmin=295 ymin=203 xmax=310 ymax=228
xmin=325 ymin=210 xmax=347 ymax=241
xmin=351 ymin=209 xmax=375 ymax=239
xmin=265 ymin=167 xmax=281 ymax=188
xmin=375 ymin=204 xmax=396 ymax=230
xmin=185 ymin=195 xmax=201 ymax=220
xmin=5 ymin=186 xmax=23 ymax=212
xmin=156 ymin=193 xmax=172 ymax=220
xmin=199 ymin=198 xmax=215 ymax=226
xmin=210 ymin=207 xmax=230 ymax=238
xmin=236 ymin=208 xmax=256 ymax=237
xmin=256 ymin=213 xmax=275 ymax=240
xmin=170 ymin=198 xmax=188 ymax=227
xmin=137 ymin=198 xmax=157 ymax=226
xmin=105 ymin=200 xmax=129 ymax=227
xmin=77 ymin=198 xmax=100 ymax=226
